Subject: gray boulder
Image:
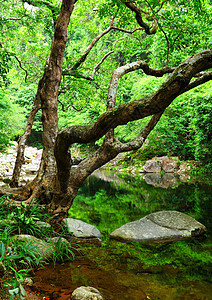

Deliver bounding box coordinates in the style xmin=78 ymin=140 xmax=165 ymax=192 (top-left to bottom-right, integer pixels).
xmin=12 ymin=235 xmax=54 ymax=259
xmin=62 ymin=218 xmax=101 ymax=238
xmin=143 ymin=159 xmax=161 ymax=173
xmin=178 ymin=161 xmax=191 ymax=174
xmin=142 ymin=156 xmax=179 ymax=173
xmin=110 ymin=211 xmax=206 ymax=243
xmin=71 ymin=286 xmax=104 ymax=300
xmin=161 ymin=156 xmax=178 ymax=172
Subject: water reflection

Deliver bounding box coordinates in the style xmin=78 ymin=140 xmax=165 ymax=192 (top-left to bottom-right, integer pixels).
xmin=36 ymin=170 xmax=212 ymax=299
xmin=143 ymin=173 xmax=179 ymax=188
xmin=74 ymin=170 xmax=212 ymax=234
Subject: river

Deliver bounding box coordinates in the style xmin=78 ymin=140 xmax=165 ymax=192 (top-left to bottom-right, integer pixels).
xmin=33 ymin=170 xmax=212 ymax=299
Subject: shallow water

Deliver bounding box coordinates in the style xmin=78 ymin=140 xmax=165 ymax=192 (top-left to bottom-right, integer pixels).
xmin=34 ymin=171 xmax=212 ymax=299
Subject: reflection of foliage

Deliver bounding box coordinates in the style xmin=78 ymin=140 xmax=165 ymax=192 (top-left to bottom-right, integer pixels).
xmin=70 ymin=172 xmax=212 ymax=283
xmin=70 ymin=174 xmax=212 ymax=234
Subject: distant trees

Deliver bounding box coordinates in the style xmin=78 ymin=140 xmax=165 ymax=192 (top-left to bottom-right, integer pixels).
xmin=0 ymin=0 xmax=211 ymax=219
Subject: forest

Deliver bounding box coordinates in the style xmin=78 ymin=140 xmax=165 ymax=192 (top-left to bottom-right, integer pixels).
xmin=0 ymin=0 xmax=212 ymax=299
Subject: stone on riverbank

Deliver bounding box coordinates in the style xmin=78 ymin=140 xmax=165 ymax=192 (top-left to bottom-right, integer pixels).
xmin=140 ymin=156 xmax=189 ymax=174
xmin=110 ymin=211 xmax=206 ymax=243
xmin=12 ymin=235 xmax=54 ymax=260
xmin=62 ymin=218 xmax=102 ymax=238
xmin=71 ymin=286 xmax=104 ymax=300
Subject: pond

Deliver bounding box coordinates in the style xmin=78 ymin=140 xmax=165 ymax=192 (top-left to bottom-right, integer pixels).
xmin=34 ymin=170 xmax=212 ymax=300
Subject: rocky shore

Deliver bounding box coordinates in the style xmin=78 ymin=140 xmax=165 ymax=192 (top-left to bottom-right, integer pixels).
xmin=0 ymin=142 xmax=42 ymax=186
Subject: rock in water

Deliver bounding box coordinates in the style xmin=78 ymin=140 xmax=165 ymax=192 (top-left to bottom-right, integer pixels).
xmin=62 ymin=218 xmax=102 ymax=238
xmin=110 ymin=211 xmax=206 ymax=243
xmin=71 ymin=286 xmax=104 ymax=300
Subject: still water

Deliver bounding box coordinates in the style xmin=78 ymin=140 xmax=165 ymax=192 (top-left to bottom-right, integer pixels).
xmin=34 ymin=170 xmax=212 ymax=299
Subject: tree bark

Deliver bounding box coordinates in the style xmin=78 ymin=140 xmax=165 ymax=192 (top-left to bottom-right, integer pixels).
xmin=10 ymin=78 xmax=43 ymax=188
xmin=53 ymin=49 xmax=212 ymax=216
xmin=19 ymin=0 xmax=75 ymax=202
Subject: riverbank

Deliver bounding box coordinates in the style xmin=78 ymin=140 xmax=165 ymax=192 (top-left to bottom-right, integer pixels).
xmin=0 ymin=145 xmax=212 ymax=299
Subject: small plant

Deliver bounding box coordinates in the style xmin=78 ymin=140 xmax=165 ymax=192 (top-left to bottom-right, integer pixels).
xmin=4 ymin=267 xmax=29 ymax=300
xmin=4 ymin=200 xmax=51 ymax=237
xmin=51 ymin=235 xmax=79 ymax=265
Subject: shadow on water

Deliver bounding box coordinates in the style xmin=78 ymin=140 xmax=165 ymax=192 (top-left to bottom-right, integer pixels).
xmin=34 ymin=170 xmax=212 ymax=299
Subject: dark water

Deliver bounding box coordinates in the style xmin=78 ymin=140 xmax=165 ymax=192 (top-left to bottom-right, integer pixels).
xmin=34 ymin=171 xmax=212 ymax=299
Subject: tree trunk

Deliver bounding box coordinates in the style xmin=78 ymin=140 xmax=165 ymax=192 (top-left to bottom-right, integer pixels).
xmin=52 ymin=49 xmax=212 ymax=216
xmin=10 ymin=78 xmax=43 ymax=188
xmin=20 ymin=0 xmax=75 ymax=203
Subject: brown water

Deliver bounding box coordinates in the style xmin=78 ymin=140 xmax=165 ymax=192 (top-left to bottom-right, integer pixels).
xmin=33 ymin=249 xmax=212 ymax=300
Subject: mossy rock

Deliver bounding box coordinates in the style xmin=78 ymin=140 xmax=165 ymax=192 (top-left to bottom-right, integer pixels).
xmin=11 ymin=234 xmax=54 ymax=260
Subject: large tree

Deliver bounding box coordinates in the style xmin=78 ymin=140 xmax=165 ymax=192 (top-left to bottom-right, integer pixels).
xmin=1 ymin=0 xmax=212 ymax=219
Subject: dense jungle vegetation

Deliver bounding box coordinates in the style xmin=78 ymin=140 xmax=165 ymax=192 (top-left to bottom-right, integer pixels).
xmin=0 ymin=1 xmax=212 ymax=298
xmin=0 ymin=0 xmax=211 ymax=165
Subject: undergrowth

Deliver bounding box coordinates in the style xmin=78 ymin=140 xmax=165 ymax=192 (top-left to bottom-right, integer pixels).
xmin=0 ymin=195 xmax=78 ymax=300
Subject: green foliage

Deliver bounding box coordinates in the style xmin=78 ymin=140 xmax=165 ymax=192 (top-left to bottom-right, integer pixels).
xmin=51 ymin=235 xmax=78 ymax=265
xmin=70 ymin=171 xmax=212 ymax=285
xmin=0 ymin=48 xmax=11 ymax=87
xmin=0 ymin=195 xmax=79 ymax=298
xmin=0 ymin=89 xmax=25 ymax=151
xmin=0 ymin=0 xmax=211 ymax=163
xmin=0 ymin=234 xmax=44 ymax=300
xmin=6 ymin=203 xmax=43 ymax=236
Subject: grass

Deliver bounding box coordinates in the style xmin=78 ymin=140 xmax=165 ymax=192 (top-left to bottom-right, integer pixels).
xmin=0 ymin=195 xmax=78 ymax=299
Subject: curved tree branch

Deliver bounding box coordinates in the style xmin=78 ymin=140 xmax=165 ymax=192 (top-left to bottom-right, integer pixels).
xmin=124 ymin=1 xmax=158 ymax=35
xmin=180 ymin=71 xmax=212 ymax=94
xmin=13 ymin=55 xmax=28 ymax=82
xmin=58 ymin=99 xmax=83 ymax=112
xmin=67 ymin=17 xmax=115 ymax=71
xmin=92 ymin=37 xmax=127 ymax=77
xmin=104 ymin=60 xmax=173 ymax=143
xmin=54 ymin=49 xmax=212 ymax=203
xmin=64 ymin=21 xmax=143 ymax=76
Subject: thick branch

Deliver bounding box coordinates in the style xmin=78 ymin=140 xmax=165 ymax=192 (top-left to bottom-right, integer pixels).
xmin=56 ymin=50 xmax=212 ymax=146
xmin=180 ymin=71 xmax=212 ymax=94
xmin=124 ymin=1 xmax=158 ymax=35
xmin=54 ymin=49 xmax=212 ymax=197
